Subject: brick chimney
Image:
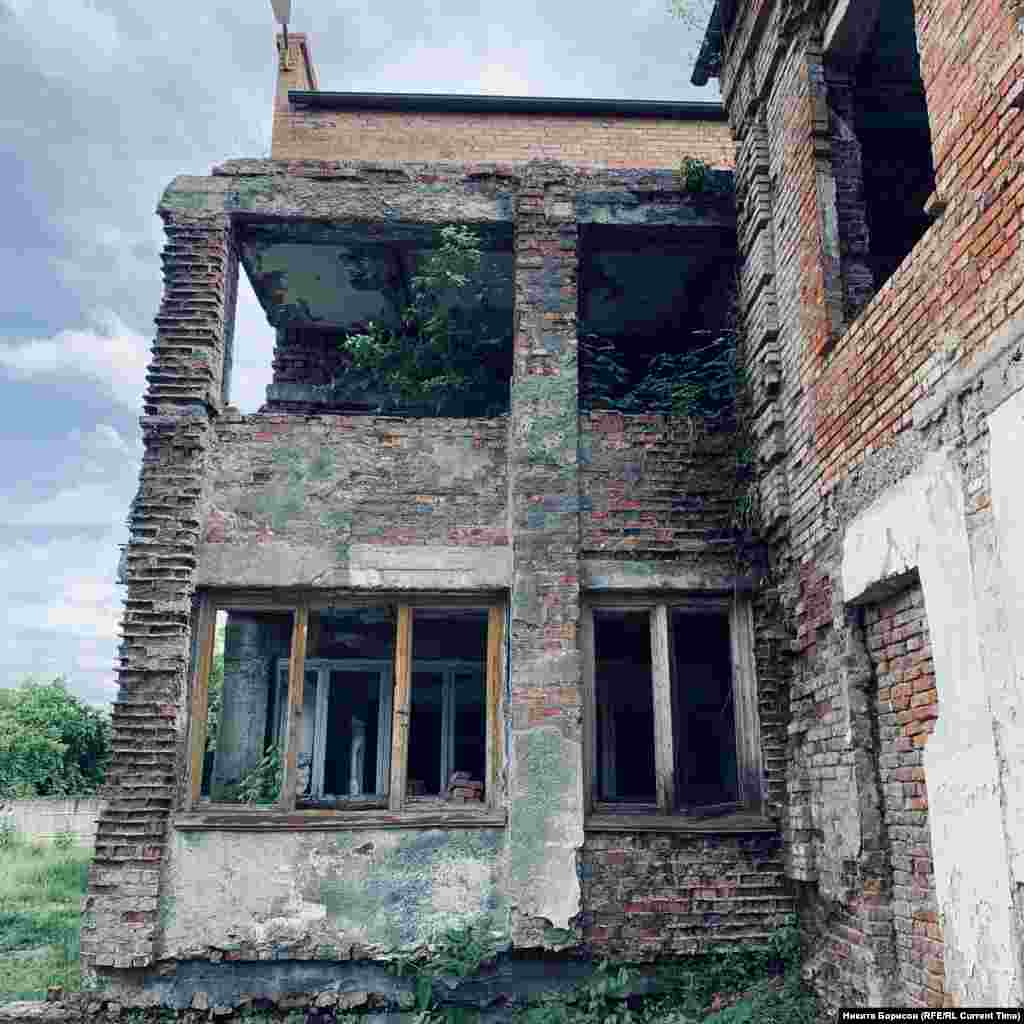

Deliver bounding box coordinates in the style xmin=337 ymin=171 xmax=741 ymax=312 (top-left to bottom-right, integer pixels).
xmin=272 ymin=32 xmax=317 ymax=157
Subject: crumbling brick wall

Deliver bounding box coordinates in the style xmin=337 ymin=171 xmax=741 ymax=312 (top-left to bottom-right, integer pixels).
xmin=582 ymin=831 xmax=791 ymax=957
xmin=864 ymin=584 xmax=944 ymax=1005
xmin=712 ymin=0 xmax=1024 ymax=1008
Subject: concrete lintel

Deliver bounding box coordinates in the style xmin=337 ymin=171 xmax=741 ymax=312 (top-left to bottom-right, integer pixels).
xmin=196 ymin=543 xmax=512 ymax=590
xmin=576 ymin=190 xmax=735 ymax=229
xmin=580 ymin=558 xmax=750 ymax=592
xmin=347 ymin=544 xmax=512 ymax=588
xmin=159 ymin=174 xmax=513 ymax=225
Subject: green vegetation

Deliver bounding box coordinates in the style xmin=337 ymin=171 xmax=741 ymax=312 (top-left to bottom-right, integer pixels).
xmin=237 ymin=743 xmax=282 ymax=805
xmin=205 ymin=621 xmax=226 ymax=757
xmin=0 ymin=829 xmax=89 ymax=1000
xmin=338 ymin=225 xmax=511 ymax=416
xmin=579 ymin=329 xmax=740 ymax=421
xmin=514 ymin=922 xmax=816 ymax=1024
xmin=0 ymin=677 xmax=111 ymax=798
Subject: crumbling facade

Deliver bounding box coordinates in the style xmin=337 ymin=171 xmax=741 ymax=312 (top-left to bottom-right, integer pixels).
xmin=84 ymin=0 xmax=1024 ymax=1012
xmin=82 ymin=33 xmax=795 ymax=1014
xmin=693 ymin=0 xmax=1024 ymax=1009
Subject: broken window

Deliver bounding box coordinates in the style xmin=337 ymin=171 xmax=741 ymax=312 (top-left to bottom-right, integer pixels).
xmin=577 ymin=224 xmax=738 ymax=420
xmin=188 ymin=596 xmax=503 ymax=815
xmin=237 ymin=222 xmax=513 ymax=418
xmin=827 ymin=0 xmax=937 ymax=317
xmin=584 ymin=599 xmax=758 ymax=816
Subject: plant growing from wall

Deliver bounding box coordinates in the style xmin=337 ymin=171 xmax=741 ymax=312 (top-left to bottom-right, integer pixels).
xmin=338 ymin=226 xmax=511 ymax=416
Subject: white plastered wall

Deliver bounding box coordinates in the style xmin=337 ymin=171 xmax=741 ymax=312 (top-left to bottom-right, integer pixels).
xmin=841 ymin=444 xmax=1023 ymax=1005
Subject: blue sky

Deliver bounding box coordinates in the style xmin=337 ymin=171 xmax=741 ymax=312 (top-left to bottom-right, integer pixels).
xmin=0 ymin=0 xmax=717 ymax=708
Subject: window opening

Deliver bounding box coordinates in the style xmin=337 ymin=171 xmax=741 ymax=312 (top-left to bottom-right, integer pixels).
xmin=577 ymin=224 xmax=738 ymax=418
xmin=202 ymin=608 xmax=294 ymax=804
xmin=594 ymin=609 xmax=656 ymax=804
xmin=586 ymin=600 xmax=755 ymax=816
xmin=408 ymin=608 xmax=487 ymax=802
xmin=238 ymin=222 xmax=513 ymax=417
xmin=671 ymin=609 xmax=738 ymax=807
xmin=189 ymin=596 xmax=504 ymax=816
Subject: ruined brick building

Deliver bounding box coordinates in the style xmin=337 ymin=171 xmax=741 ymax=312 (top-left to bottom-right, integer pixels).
xmin=84 ymin=0 xmax=1024 ymax=1013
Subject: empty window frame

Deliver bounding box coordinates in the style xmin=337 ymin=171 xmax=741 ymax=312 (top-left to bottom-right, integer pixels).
xmin=581 ymin=597 xmax=761 ymax=816
xmin=186 ymin=595 xmax=505 ymax=814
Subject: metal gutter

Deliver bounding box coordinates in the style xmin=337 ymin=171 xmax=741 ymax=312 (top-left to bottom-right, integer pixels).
xmin=288 ymin=90 xmax=727 ymax=121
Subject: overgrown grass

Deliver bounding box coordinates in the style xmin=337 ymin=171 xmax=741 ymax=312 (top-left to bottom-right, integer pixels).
xmin=0 ymin=830 xmax=89 ymax=1001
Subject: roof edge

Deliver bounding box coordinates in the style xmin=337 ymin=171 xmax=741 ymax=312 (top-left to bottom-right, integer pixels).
xmin=287 ymin=90 xmax=728 ymax=121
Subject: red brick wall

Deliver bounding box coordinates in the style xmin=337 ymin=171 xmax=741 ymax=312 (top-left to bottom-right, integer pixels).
xmin=718 ymin=0 xmax=1023 ymax=1009
xmin=582 ymin=831 xmax=792 ymax=957
xmin=579 ymin=414 xmax=738 ymax=556
xmin=864 ymin=585 xmax=945 ymax=1007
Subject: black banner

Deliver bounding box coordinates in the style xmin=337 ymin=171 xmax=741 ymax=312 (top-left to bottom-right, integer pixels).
xmin=838 ymin=1011 xmax=1023 ymax=1023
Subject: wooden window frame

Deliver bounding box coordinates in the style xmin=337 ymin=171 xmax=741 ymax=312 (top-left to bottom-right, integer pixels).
xmin=181 ymin=591 xmax=506 ymax=827
xmin=581 ymin=593 xmax=763 ymax=820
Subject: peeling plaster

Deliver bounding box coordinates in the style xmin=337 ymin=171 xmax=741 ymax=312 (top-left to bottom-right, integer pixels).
xmin=509 ymin=727 xmax=584 ymax=935
xmin=163 ymin=829 xmax=509 ymax=960
xmin=841 ymin=448 xmax=1023 ymax=1004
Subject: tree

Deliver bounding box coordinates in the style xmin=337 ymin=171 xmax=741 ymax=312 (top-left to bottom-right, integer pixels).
xmin=337 ymin=225 xmax=512 ymax=417
xmin=0 ymin=677 xmax=111 ymax=798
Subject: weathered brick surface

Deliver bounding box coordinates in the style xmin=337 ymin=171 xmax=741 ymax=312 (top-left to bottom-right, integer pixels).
xmin=273 ymin=108 xmax=736 ymax=169
xmin=506 ymin=166 xmax=586 ymax=944
xmin=715 ymin=0 xmax=1024 ymax=1009
xmin=581 ymin=831 xmax=792 ymax=958
xmin=864 ymin=585 xmax=944 ymax=1006
xmin=201 ymin=412 xmax=508 ymax=555
xmin=83 ymin=211 xmax=236 ymax=972
xmin=579 ymin=414 xmax=737 ymax=556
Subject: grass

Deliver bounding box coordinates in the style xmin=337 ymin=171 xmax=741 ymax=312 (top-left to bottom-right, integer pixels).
xmin=0 ymin=830 xmax=90 ymax=1002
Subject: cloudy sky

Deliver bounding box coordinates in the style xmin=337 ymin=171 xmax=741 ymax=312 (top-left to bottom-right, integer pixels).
xmin=0 ymin=0 xmax=717 ymax=708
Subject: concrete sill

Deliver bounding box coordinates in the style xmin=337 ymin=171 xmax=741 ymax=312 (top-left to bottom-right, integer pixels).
xmin=174 ymin=808 xmax=507 ymax=831
xmin=584 ymin=811 xmax=778 ymax=833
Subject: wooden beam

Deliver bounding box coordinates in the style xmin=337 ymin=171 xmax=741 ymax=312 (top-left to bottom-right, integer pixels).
xmin=486 ymin=605 xmax=505 ymax=811
xmin=651 ymin=604 xmax=676 ymax=814
xmin=279 ymin=605 xmax=308 ymax=810
xmin=580 ymin=604 xmax=596 ymax=812
xmin=388 ymin=604 xmax=413 ymax=812
xmin=186 ymin=595 xmax=216 ymax=810
xmin=730 ymin=597 xmax=763 ymax=809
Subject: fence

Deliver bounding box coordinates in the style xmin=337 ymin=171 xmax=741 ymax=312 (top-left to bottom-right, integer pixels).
xmin=0 ymin=798 xmax=105 ymax=849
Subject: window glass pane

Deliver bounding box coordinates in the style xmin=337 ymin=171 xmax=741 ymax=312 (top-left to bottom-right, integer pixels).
xmin=408 ymin=608 xmax=488 ymax=802
xmin=298 ymin=606 xmax=396 ymax=806
xmin=671 ymin=610 xmax=738 ymax=806
xmin=202 ymin=608 xmax=294 ymax=804
xmin=594 ymin=609 xmax=656 ymax=803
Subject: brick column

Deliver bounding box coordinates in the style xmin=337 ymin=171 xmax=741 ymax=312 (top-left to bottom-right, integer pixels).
xmin=506 ymin=166 xmax=585 ymax=947
xmin=81 ymin=208 xmax=236 ymax=974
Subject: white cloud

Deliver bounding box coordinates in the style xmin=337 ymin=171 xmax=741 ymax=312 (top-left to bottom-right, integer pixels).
xmin=0 ymin=423 xmax=140 ymax=529
xmin=476 ymin=63 xmax=533 ymax=96
xmin=0 ymin=310 xmax=149 ymax=408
